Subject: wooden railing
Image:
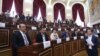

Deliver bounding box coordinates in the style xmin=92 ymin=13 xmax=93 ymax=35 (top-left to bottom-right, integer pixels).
xmin=0 ymin=29 xmax=9 ymax=48
xmin=18 ymin=38 xmax=85 ymax=56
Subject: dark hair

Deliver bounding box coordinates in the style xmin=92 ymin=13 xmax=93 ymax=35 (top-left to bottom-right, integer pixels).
xmin=18 ymin=23 xmax=25 ymax=28
xmin=86 ymin=28 xmax=93 ymax=33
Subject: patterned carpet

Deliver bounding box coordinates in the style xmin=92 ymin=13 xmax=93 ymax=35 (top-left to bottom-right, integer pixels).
xmin=0 ymin=48 xmax=100 ymax=56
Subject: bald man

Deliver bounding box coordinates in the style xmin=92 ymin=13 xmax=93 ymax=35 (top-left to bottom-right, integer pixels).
xmin=12 ymin=23 xmax=32 ymax=56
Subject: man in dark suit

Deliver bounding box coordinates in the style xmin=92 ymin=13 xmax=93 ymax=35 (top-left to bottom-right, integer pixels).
xmin=19 ymin=13 xmax=25 ymax=20
xmin=84 ymin=28 xmax=99 ymax=56
xmin=61 ymin=29 xmax=69 ymax=39
xmin=12 ymin=23 xmax=32 ymax=56
xmin=36 ymin=28 xmax=49 ymax=43
xmin=26 ymin=14 xmax=32 ymax=21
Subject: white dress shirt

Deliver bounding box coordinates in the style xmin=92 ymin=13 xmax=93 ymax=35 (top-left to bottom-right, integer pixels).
xmin=20 ymin=31 xmax=29 ymax=46
xmin=42 ymin=34 xmax=46 ymax=42
xmin=86 ymin=35 xmax=94 ymax=49
xmin=50 ymin=33 xmax=59 ymax=40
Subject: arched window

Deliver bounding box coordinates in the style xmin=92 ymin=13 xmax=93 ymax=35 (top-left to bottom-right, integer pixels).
xmin=72 ymin=3 xmax=85 ymax=22
xmin=2 ymin=0 xmax=23 ymax=17
xmin=72 ymin=3 xmax=85 ymax=27
xmin=54 ymin=3 xmax=65 ymax=22
xmin=33 ymin=0 xmax=46 ymax=22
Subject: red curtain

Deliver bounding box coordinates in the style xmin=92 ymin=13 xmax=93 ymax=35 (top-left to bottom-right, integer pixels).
xmin=72 ymin=7 xmax=77 ymax=21
xmin=33 ymin=0 xmax=46 ymax=18
xmin=54 ymin=3 xmax=65 ymax=21
xmin=14 ymin=0 xmax=23 ymax=14
xmin=72 ymin=4 xmax=85 ymax=22
xmin=78 ymin=6 xmax=85 ymax=22
xmin=2 ymin=0 xmax=13 ymax=12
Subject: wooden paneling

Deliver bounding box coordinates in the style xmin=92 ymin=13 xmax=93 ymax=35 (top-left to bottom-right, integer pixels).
xmin=78 ymin=40 xmax=85 ymax=51
xmin=53 ymin=44 xmax=63 ymax=56
xmin=0 ymin=29 xmax=9 ymax=48
xmin=28 ymin=30 xmax=38 ymax=42
xmin=39 ymin=48 xmax=52 ymax=56
xmin=17 ymin=38 xmax=87 ymax=56
xmin=64 ymin=41 xmax=71 ymax=56
xmin=71 ymin=40 xmax=79 ymax=54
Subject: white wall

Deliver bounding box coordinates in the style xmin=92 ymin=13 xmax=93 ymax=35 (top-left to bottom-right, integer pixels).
xmin=23 ymin=0 xmax=33 ymax=16
xmin=0 ymin=0 xmax=2 ymax=14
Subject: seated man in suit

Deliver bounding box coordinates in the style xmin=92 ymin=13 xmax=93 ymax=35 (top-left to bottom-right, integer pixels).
xmin=25 ymin=14 xmax=32 ymax=21
xmin=12 ymin=23 xmax=32 ymax=56
xmin=60 ymin=29 xmax=69 ymax=39
xmin=84 ymin=28 xmax=99 ymax=56
xmin=36 ymin=27 xmax=49 ymax=43
xmin=50 ymin=29 xmax=59 ymax=40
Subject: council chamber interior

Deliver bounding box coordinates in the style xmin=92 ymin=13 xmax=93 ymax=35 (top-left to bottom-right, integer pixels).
xmin=0 ymin=0 xmax=100 ymax=56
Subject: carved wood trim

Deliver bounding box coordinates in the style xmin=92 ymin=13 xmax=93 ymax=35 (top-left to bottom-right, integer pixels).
xmin=0 ymin=29 xmax=9 ymax=48
xmin=39 ymin=48 xmax=52 ymax=56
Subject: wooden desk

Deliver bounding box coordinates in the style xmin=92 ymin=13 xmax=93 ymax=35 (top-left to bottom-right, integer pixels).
xmin=18 ymin=38 xmax=85 ymax=56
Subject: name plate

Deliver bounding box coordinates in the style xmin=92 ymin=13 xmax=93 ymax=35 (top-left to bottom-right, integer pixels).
xmin=83 ymin=29 xmax=86 ymax=31
xmin=73 ymin=36 xmax=77 ymax=40
xmin=66 ymin=37 xmax=70 ymax=41
xmin=0 ymin=22 xmax=5 ymax=28
xmin=71 ymin=28 xmax=74 ymax=31
xmin=31 ymin=26 xmax=37 ymax=30
xmin=58 ymin=28 xmax=61 ymax=31
xmin=57 ymin=39 xmax=62 ymax=44
xmin=43 ymin=41 xmax=51 ymax=49
xmin=50 ymin=28 xmax=53 ymax=31
xmin=80 ymin=36 xmax=84 ymax=39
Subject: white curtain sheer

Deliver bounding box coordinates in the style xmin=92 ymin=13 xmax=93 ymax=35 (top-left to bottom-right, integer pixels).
xmin=75 ymin=11 xmax=84 ymax=27
xmin=57 ymin=10 xmax=62 ymax=23
xmin=10 ymin=1 xmax=17 ymax=17
xmin=36 ymin=7 xmax=43 ymax=22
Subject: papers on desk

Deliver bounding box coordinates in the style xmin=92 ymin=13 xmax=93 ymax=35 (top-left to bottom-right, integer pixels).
xmin=31 ymin=26 xmax=37 ymax=30
xmin=83 ymin=29 xmax=86 ymax=31
xmin=50 ymin=28 xmax=53 ymax=31
xmin=58 ymin=28 xmax=61 ymax=31
xmin=73 ymin=36 xmax=77 ymax=40
xmin=43 ymin=41 xmax=51 ymax=49
xmin=66 ymin=37 xmax=70 ymax=41
xmin=0 ymin=22 xmax=5 ymax=28
xmin=80 ymin=36 xmax=84 ymax=39
xmin=57 ymin=38 xmax=62 ymax=44
xmin=71 ymin=28 xmax=74 ymax=31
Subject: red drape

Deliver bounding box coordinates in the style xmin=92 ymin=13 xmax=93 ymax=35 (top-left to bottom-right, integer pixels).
xmin=14 ymin=0 xmax=23 ymax=14
xmin=2 ymin=0 xmax=13 ymax=12
xmin=33 ymin=0 xmax=46 ymax=18
xmin=72 ymin=4 xmax=85 ymax=22
xmin=78 ymin=6 xmax=85 ymax=22
xmin=54 ymin=3 xmax=65 ymax=21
